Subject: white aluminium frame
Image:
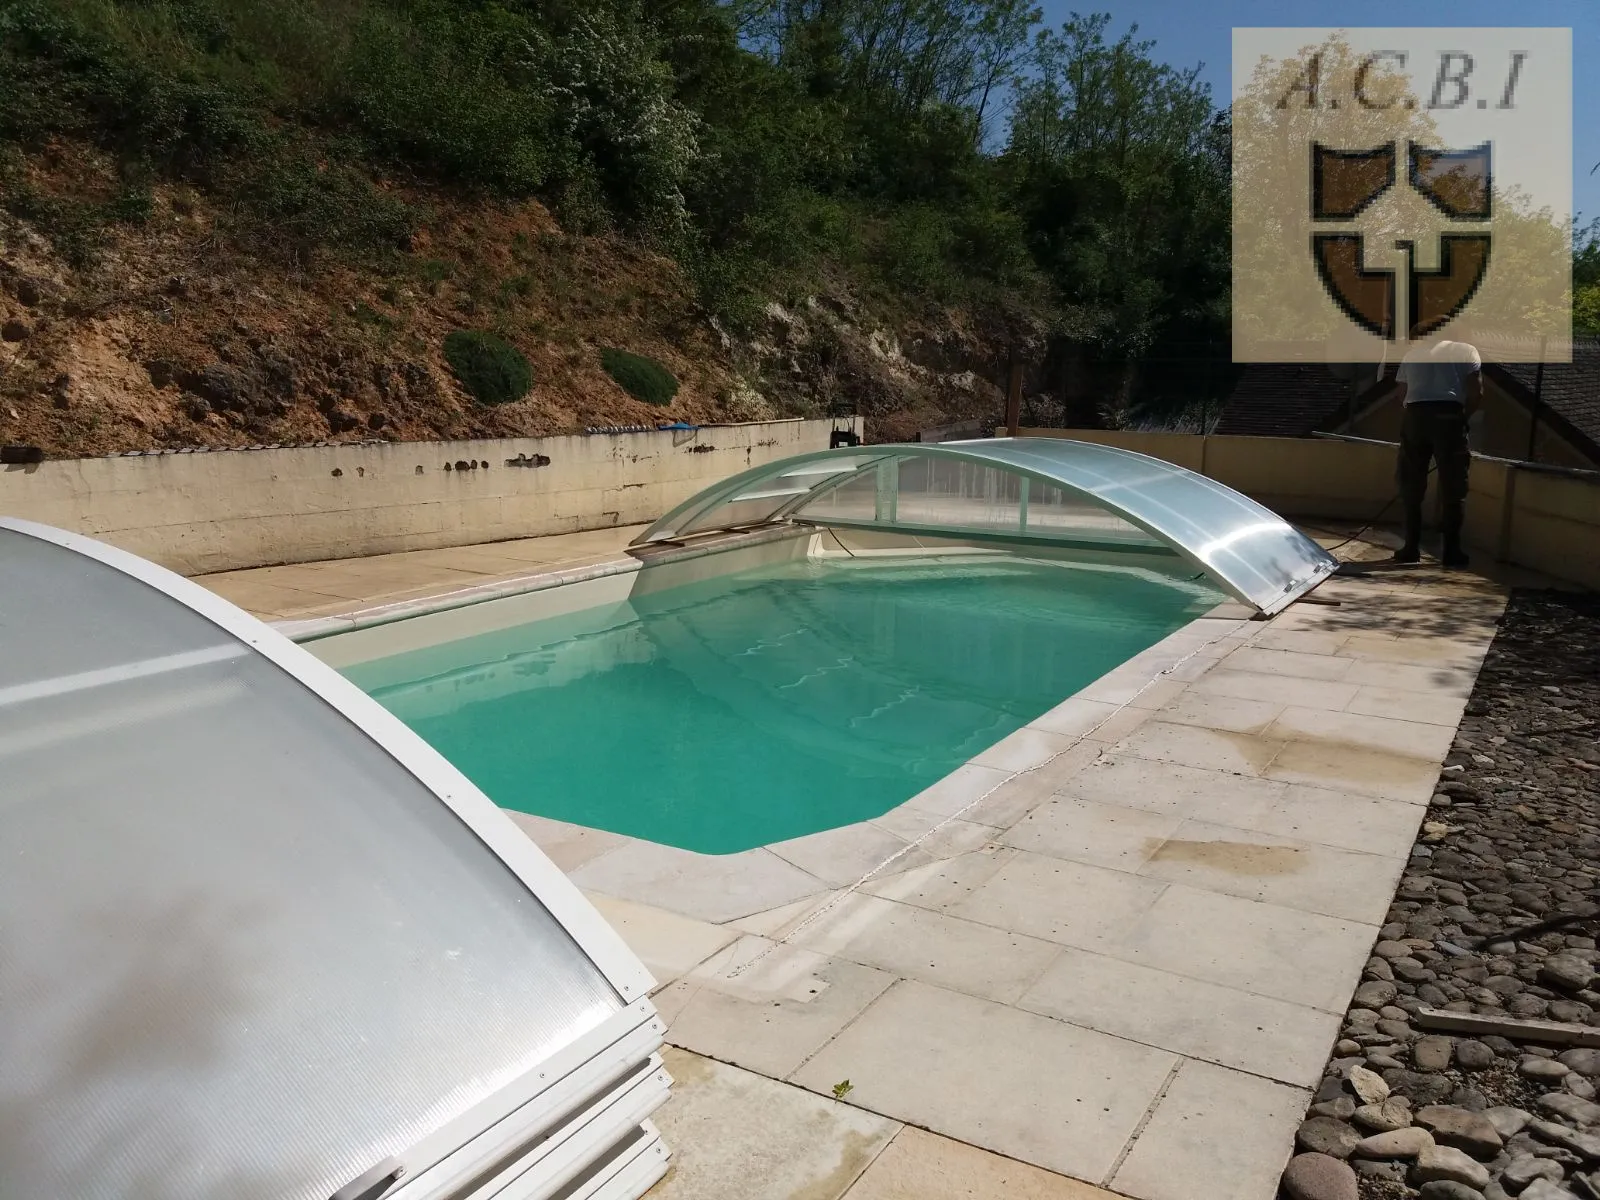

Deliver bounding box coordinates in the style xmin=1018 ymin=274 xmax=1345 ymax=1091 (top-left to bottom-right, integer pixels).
xmin=632 ymin=439 xmax=1340 ymax=616
xmin=0 ymin=518 xmax=664 ymax=1200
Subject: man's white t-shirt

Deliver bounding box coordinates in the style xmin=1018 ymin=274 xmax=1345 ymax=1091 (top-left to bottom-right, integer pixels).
xmin=1396 ymin=340 xmax=1481 ymax=406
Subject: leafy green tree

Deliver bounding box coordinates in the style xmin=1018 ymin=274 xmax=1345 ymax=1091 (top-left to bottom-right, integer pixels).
xmin=1004 ymin=13 xmax=1228 ymax=420
xmin=1 ymin=0 xmax=1253 ymax=421
xmin=1575 ymin=217 xmax=1600 ymax=336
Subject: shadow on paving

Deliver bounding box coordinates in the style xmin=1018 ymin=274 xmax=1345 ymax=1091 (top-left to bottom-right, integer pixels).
xmin=1319 ymin=562 xmax=1507 ymax=643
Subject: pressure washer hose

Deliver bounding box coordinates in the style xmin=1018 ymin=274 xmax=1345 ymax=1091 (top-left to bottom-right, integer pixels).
xmin=1320 ymin=460 xmax=1439 ymax=558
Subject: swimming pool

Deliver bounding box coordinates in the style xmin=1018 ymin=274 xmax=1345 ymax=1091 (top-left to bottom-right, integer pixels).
xmin=344 ymin=554 xmax=1222 ymax=853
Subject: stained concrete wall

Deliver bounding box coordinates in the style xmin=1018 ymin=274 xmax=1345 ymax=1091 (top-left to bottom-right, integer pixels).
xmin=1026 ymin=429 xmax=1600 ymax=591
xmin=1500 ymin=464 xmax=1600 ymax=590
xmin=0 ymin=418 xmax=854 ymax=575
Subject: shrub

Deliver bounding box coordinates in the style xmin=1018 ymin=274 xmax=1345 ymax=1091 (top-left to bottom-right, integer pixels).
xmin=337 ymin=6 xmax=550 ymax=195
xmin=879 ymin=203 xmax=959 ymax=300
xmin=600 ymin=347 xmax=677 ymax=406
xmin=0 ymin=152 xmax=152 ymax=268
xmin=352 ymin=302 xmax=394 ymax=330
xmin=443 ymin=330 xmax=532 ymax=406
xmin=234 ymin=145 xmax=417 ymax=260
xmin=499 ymin=274 xmax=534 ymax=302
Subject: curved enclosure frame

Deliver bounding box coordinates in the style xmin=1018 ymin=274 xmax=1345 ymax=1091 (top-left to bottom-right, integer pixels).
xmin=635 ymin=438 xmax=1337 ymax=615
xmin=0 ymin=519 xmax=670 ymax=1200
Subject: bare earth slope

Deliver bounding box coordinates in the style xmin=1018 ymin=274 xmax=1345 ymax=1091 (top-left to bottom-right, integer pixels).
xmin=0 ymin=143 xmax=1007 ymax=457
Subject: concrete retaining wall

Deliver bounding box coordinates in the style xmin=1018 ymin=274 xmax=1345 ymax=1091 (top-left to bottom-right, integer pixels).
xmin=1026 ymin=429 xmax=1600 ymax=591
xmin=0 ymin=418 xmax=854 ymax=575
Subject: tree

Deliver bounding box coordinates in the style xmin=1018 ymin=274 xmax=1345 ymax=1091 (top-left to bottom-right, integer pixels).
xmin=1004 ymin=11 xmax=1228 ymax=421
xmin=740 ymin=0 xmax=1040 ymax=143
xmin=1230 ymin=32 xmax=1442 ymax=359
xmin=1230 ymin=31 xmax=1569 ymax=361
xmin=1575 ymin=216 xmax=1600 ymax=337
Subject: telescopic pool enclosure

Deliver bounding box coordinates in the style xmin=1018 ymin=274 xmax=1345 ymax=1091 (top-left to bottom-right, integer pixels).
xmin=635 ymin=438 xmax=1338 ymax=615
xmin=0 ymin=519 xmax=672 ymax=1200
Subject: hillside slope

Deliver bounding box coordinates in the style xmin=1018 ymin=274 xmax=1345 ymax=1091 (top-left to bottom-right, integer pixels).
xmin=0 ymin=141 xmax=1012 ymax=457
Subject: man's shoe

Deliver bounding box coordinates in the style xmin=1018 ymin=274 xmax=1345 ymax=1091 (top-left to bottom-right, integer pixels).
xmin=1391 ymin=546 xmax=1421 ymax=564
xmin=1442 ymin=548 xmax=1470 ymax=568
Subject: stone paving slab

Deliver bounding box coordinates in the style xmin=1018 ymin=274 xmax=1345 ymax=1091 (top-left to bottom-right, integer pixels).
xmin=1003 ymin=795 xmax=1181 ymax=872
xmin=1096 ymin=881 xmax=1375 ymax=1013
xmin=867 ymin=808 xmax=1001 ymax=858
xmin=842 ymin=1126 xmax=1121 ymax=1199
xmin=505 ymin=810 xmax=627 ymax=873
xmin=1264 ymin=738 xmax=1446 ymax=804
xmin=858 ymin=846 xmax=1020 ymax=911
xmin=784 ymin=891 xmax=1065 ymax=1005
xmin=197 ymin=524 xmax=645 ymax=617
xmin=1017 ymin=945 xmax=1339 ymax=1087
xmin=768 ymin=824 xmax=939 ymax=891
xmin=202 ymin=523 xmax=1513 ymax=1200
xmin=946 ymin=849 xmax=1171 ymax=950
xmin=1134 ymin=818 xmax=1404 ymax=924
xmin=569 ymin=839 xmax=828 ymax=925
xmin=525 ymin=556 xmax=1501 ymax=1197
xmin=581 ymin=892 xmax=738 ymax=989
xmin=649 ymin=1047 xmax=899 ymax=1200
xmin=651 ymin=1048 xmax=1123 ymax=1200
xmin=653 ymin=936 xmax=897 ymax=1080
xmin=790 ymin=979 xmax=1181 ymax=1183
xmin=1108 ymin=1058 xmax=1309 ymax=1200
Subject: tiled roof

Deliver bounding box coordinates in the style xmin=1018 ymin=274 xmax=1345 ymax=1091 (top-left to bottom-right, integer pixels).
xmin=1212 ymin=364 xmax=1358 ymax=436
xmin=1216 ymin=342 xmax=1600 ymax=464
xmin=1490 ymin=337 xmax=1600 ymax=460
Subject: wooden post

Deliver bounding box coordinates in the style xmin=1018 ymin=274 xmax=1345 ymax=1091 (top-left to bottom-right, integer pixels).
xmin=1005 ymin=352 xmax=1022 ymax=438
xmin=1497 ymin=464 xmax=1520 ymax=563
xmin=1525 ymin=336 xmax=1548 ymax=462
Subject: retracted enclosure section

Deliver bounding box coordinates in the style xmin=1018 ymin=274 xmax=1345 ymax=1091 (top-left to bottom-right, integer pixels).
xmin=634 ymin=438 xmax=1337 ymax=615
xmin=0 ymin=521 xmax=670 ymax=1200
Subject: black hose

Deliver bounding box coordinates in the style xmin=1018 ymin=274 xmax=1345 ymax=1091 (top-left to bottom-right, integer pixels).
xmin=1467 ymin=901 xmax=1599 ymax=948
xmin=1319 ymin=460 xmax=1438 ymax=557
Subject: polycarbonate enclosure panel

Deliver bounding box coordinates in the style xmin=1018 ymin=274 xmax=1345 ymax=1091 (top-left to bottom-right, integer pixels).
xmin=1 ymin=530 xmax=226 ymax=686
xmin=632 ymin=438 xmax=1337 ymax=613
xmin=892 ymin=458 xmax=1023 ymax=531
xmin=949 ymin=438 xmax=1335 ymax=610
xmin=796 ymin=469 xmax=879 ymax=523
xmin=673 ymin=494 xmax=798 ymax=537
xmin=1024 ymin=482 xmax=1162 ymax=545
xmin=0 ymin=529 xmax=622 ymax=1200
xmin=643 ymin=455 xmax=886 ymax=540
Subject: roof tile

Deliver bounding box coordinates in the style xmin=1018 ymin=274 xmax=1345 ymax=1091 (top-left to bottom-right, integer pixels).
xmin=1214 ymin=364 xmax=1357 ymax=437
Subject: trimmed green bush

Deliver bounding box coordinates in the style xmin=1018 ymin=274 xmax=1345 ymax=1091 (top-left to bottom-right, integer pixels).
xmin=443 ymin=330 xmax=532 ymax=406
xmin=600 ymin=347 xmax=678 ymax=407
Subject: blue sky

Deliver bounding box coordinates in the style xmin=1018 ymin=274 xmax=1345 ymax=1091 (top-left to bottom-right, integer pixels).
xmin=1033 ymin=0 xmax=1597 ymax=229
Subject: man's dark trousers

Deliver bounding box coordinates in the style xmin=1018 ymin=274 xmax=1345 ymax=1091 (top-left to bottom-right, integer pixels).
xmin=1397 ymin=401 xmax=1470 ymax=559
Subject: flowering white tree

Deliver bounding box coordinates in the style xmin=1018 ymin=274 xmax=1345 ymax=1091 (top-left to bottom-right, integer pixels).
xmin=534 ymin=13 xmax=703 ymax=238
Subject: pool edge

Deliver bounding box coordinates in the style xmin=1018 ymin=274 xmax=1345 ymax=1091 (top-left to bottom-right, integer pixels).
xmin=309 ymin=539 xmax=1244 ymax=888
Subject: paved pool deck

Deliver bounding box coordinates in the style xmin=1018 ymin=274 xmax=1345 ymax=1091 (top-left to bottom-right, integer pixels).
xmin=199 ymin=525 xmax=650 ymax=621
xmin=199 ymin=526 xmax=1517 ymax=1200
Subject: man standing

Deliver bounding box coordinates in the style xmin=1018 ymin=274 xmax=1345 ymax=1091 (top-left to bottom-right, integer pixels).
xmin=1391 ymin=336 xmax=1482 ymax=566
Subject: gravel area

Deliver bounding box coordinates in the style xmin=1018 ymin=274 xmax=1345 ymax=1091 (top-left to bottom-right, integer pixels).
xmin=1284 ymin=589 xmax=1600 ymax=1200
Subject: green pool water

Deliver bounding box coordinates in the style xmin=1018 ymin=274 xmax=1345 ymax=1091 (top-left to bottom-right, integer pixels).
xmin=346 ymin=556 xmax=1221 ymax=853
